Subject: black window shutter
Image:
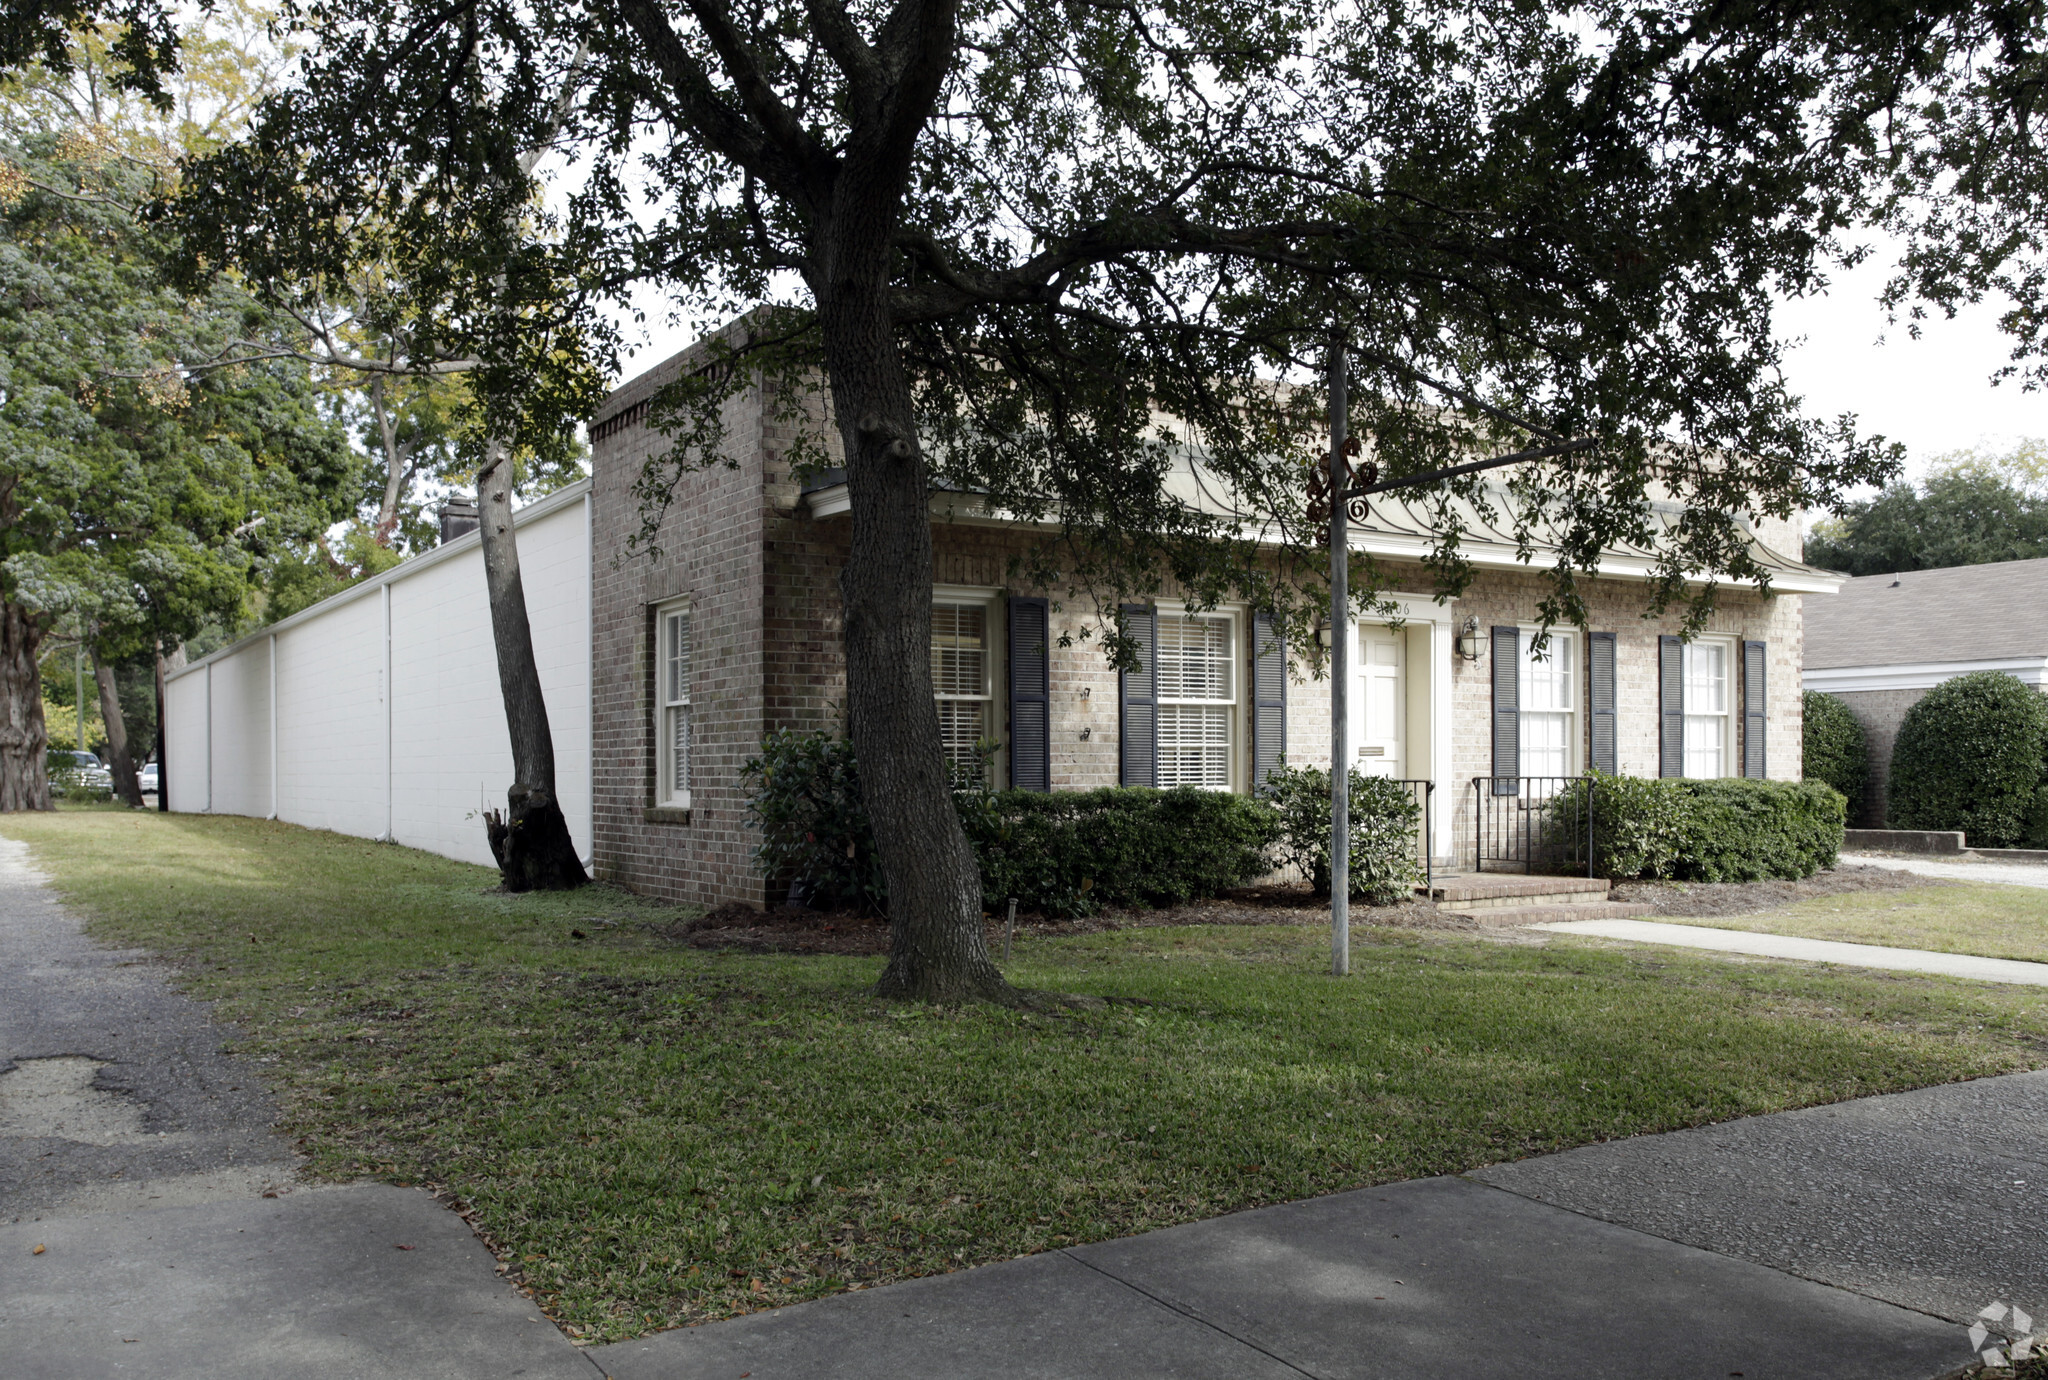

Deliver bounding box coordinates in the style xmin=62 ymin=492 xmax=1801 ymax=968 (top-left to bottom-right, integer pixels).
xmin=1659 ymin=635 xmax=1684 ymax=777
xmin=1588 ymin=632 xmax=1617 ymax=775
xmin=1491 ymin=626 xmax=1519 ymax=794
xmin=1119 ymin=605 xmax=1157 ymax=787
xmin=1007 ymin=597 xmax=1051 ymax=792
xmin=1251 ymin=612 xmax=1286 ymax=789
xmin=1743 ymin=640 xmax=1767 ymax=780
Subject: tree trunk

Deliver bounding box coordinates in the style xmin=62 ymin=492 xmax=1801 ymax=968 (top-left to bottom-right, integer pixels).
xmin=0 ymin=601 xmax=53 ymax=812
xmin=94 ymin=657 xmax=143 ymax=808
xmin=815 ymin=211 xmax=1010 ymax=1002
xmin=370 ymin=375 xmax=414 ymax=547
xmin=475 ymin=439 xmax=587 ymax=891
xmin=154 ymin=641 xmax=181 ymax=812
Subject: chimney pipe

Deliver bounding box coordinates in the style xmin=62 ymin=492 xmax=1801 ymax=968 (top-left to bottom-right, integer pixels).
xmin=437 ymin=498 xmax=480 ymax=544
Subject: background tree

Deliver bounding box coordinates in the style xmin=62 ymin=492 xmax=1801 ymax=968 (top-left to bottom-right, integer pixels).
xmin=180 ymin=0 xmax=2047 ymax=997
xmin=1807 ymin=440 xmax=2048 ymax=575
xmin=0 ymin=109 xmax=350 ymax=809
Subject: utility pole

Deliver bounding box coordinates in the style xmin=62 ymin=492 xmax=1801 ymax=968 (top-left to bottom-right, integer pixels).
xmin=1327 ymin=338 xmax=1349 ymax=977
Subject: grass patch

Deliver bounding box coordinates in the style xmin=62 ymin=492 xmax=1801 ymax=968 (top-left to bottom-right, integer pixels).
xmin=5 ymin=811 xmax=2047 ymax=1344
xmin=1647 ymin=881 xmax=2048 ymax=964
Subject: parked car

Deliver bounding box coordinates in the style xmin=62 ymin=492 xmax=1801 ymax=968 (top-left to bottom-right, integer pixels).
xmin=139 ymin=761 xmax=159 ymax=796
xmin=47 ymin=749 xmax=113 ymax=794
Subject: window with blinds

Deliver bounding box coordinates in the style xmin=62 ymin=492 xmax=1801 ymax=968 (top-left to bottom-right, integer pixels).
xmin=931 ymin=601 xmax=992 ymax=784
xmin=1682 ymin=640 xmax=1730 ymax=778
xmin=1156 ymin=614 xmax=1235 ymax=789
xmin=657 ymin=603 xmax=691 ymax=807
xmin=1517 ymin=630 xmax=1576 ymax=778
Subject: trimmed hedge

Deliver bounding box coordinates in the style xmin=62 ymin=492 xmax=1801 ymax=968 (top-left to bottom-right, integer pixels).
xmin=1259 ymin=762 xmax=1424 ymax=904
xmin=1553 ymin=773 xmax=1845 ymax=881
xmin=1889 ymin=671 xmax=2048 ymax=849
xmin=1801 ymin=691 xmax=1868 ymax=820
xmin=743 ymin=728 xmax=1279 ymax=917
xmin=962 ymin=787 xmax=1280 ymax=917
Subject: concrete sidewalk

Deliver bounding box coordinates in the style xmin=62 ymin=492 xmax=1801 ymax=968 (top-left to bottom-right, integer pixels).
xmin=1531 ymin=915 xmax=2048 ymax=985
xmin=591 ymin=1174 xmax=1967 ymax=1380
xmin=0 ymin=834 xmax=594 ymax=1379
xmin=0 ymin=1184 xmax=599 ymax=1379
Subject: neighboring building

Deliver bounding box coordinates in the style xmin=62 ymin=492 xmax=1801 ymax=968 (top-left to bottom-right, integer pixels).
xmin=160 ymin=331 xmax=1842 ymax=902
xmin=1803 ymin=556 xmax=2048 ymax=826
xmin=161 ymin=482 xmax=595 ymax=869
xmin=589 ymin=338 xmax=1838 ymax=906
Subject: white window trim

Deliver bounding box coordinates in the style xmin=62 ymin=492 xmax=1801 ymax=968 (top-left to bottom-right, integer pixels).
xmin=931 ymin=586 xmax=1004 ymax=789
xmin=1517 ymin=626 xmax=1580 ymax=780
xmin=1681 ymin=635 xmax=1739 ymax=780
xmin=655 ymin=598 xmax=692 ymax=809
xmin=1154 ymin=602 xmax=1244 ymax=792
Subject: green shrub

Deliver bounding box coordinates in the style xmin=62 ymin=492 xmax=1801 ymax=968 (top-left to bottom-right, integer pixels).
xmin=1801 ymin=691 xmax=1868 ymax=820
xmin=963 ymin=786 xmax=1281 ymax=917
xmin=740 ymin=729 xmax=888 ymax=912
xmin=1259 ymin=761 xmax=1424 ymax=904
xmin=2027 ymin=787 xmax=2048 ymax=849
xmin=1552 ymin=774 xmax=1844 ymax=881
xmin=1676 ymin=778 xmax=1845 ymax=881
xmin=1889 ymin=671 xmax=2048 ymax=849
xmin=743 ymin=729 xmax=1279 ymax=917
xmin=1549 ymin=772 xmax=1690 ymax=879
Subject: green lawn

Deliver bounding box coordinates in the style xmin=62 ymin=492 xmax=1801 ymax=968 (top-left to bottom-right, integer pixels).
xmin=8 ymin=810 xmax=2048 ymax=1344
xmin=1646 ymin=881 xmax=2048 ymax=965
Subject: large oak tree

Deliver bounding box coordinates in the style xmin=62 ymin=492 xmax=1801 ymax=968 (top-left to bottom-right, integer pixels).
xmin=150 ymin=0 xmax=2048 ymax=996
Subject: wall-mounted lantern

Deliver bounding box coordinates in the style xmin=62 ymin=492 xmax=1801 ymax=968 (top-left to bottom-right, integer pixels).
xmin=1454 ymin=615 xmax=1484 ymax=662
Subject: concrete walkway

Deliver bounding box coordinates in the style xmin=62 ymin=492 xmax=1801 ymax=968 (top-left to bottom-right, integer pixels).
xmin=1530 ymin=916 xmax=2048 ymax=985
xmin=1845 ymin=849 xmax=2048 ymax=890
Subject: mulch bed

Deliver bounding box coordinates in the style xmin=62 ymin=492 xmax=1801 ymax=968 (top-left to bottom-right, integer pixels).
xmin=1610 ymin=863 xmax=1952 ymax=919
xmin=657 ymin=886 xmax=1466 ymax=957
xmin=652 ymin=863 xmax=1955 ymax=957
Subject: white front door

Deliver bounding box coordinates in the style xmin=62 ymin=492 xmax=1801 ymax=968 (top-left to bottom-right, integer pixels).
xmin=1355 ymin=626 xmax=1404 ymax=777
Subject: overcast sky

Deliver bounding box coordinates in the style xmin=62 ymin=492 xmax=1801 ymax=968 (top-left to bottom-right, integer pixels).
xmin=608 ymin=245 xmax=2046 ymax=490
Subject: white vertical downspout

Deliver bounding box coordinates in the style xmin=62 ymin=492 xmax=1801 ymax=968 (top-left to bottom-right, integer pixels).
xmin=268 ymin=633 xmax=279 ymax=820
xmin=1430 ymin=615 xmax=1456 ymax=863
xmin=583 ymin=490 xmax=596 ymax=873
xmin=383 ymin=582 xmax=394 ymax=843
xmin=204 ymin=661 xmax=214 ymax=814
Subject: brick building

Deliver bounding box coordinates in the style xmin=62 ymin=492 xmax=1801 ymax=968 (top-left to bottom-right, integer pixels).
xmin=1803 ymin=557 xmax=2048 ymax=826
xmin=589 ymin=338 xmax=1840 ymax=907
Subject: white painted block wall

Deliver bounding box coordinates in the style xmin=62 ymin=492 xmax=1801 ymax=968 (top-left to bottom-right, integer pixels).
xmin=163 ymin=481 xmax=593 ymax=869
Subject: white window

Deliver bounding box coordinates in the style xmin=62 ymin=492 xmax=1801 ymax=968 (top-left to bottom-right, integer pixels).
xmin=1682 ymin=639 xmax=1733 ymax=778
xmin=1518 ymin=629 xmax=1577 ymax=779
xmin=1156 ymin=612 xmax=1237 ymax=790
xmin=931 ymin=598 xmax=994 ymax=784
xmin=656 ymin=602 xmax=692 ymax=807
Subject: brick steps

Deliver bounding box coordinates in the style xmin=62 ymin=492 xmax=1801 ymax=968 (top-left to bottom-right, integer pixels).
xmin=1456 ymin=900 xmax=1656 ymax=926
xmin=1423 ymin=873 xmax=1649 ymax=925
xmin=1428 ymin=874 xmax=1611 ymax=911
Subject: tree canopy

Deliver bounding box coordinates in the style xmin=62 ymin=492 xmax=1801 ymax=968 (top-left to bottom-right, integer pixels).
xmin=0 ymin=54 xmax=352 ymax=807
xmin=1807 ymin=440 xmax=2048 ymax=576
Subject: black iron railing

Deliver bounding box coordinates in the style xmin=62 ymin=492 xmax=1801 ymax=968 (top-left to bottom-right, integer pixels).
xmin=1386 ymin=778 xmax=1435 ymax=891
xmin=1468 ymin=776 xmax=1595 ymax=876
